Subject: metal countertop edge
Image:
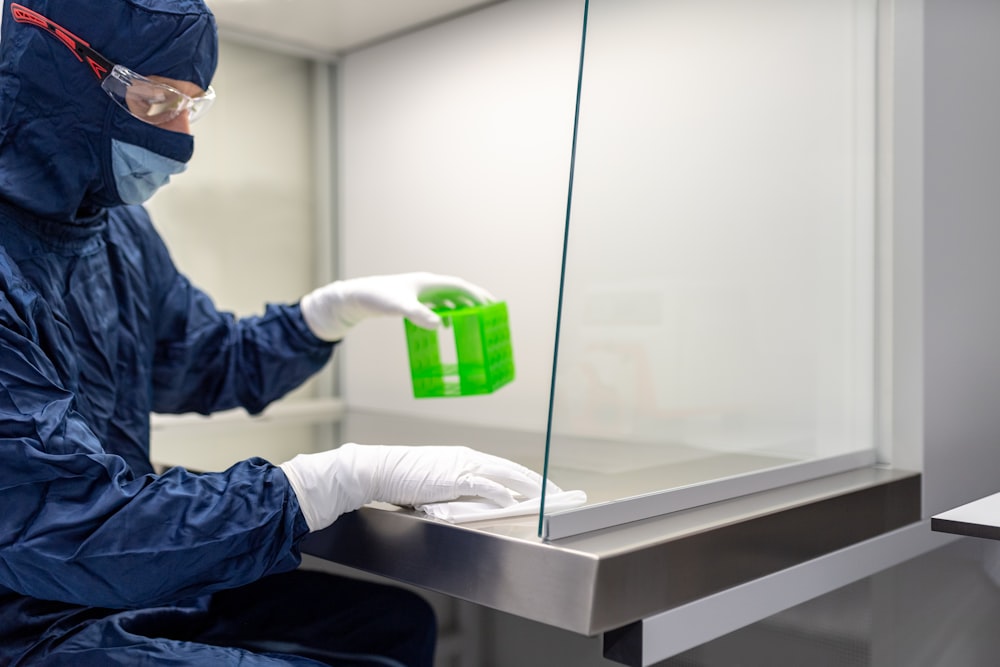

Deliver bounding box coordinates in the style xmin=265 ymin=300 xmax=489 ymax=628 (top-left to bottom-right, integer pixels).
xmin=301 ymin=468 xmax=921 ymax=635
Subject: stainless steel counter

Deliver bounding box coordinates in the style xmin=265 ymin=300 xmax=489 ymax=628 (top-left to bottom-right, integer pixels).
xmin=298 ymin=410 xmax=920 ymax=637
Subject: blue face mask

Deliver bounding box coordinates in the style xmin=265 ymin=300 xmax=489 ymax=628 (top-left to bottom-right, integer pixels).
xmin=111 ymin=139 xmax=188 ymax=205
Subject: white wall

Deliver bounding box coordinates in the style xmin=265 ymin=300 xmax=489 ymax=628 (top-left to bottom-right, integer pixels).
xmin=550 ymin=0 xmax=877 ymax=459
xmin=338 ymin=0 xmax=585 ymax=433
xmin=338 ymin=0 xmax=878 ymax=468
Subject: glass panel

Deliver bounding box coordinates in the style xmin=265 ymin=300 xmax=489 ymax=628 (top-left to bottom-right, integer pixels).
xmin=541 ymin=0 xmax=878 ymax=535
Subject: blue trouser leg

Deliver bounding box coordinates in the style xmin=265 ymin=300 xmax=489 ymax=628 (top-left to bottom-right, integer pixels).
xmin=9 ymin=570 xmax=436 ymax=667
xmin=192 ymin=570 xmax=437 ymax=666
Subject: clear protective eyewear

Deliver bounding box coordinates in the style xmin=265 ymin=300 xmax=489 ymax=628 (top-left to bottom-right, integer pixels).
xmin=10 ymin=3 xmax=215 ymax=126
xmin=103 ymin=65 xmax=216 ymax=125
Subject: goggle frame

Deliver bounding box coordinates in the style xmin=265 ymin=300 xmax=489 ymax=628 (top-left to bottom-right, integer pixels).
xmin=10 ymin=3 xmax=215 ymax=126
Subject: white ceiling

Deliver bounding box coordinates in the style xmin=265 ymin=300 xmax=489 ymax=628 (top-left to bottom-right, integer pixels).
xmin=206 ymin=0 xmax=504 ymax=57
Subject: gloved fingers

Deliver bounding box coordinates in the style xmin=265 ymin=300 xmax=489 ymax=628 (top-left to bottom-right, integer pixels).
xmin=430 ymin=296 xmax=477 ymax=311
xmin=400 ymin=303 xmax=443 ymax=330
xmin=415 ymin=274 xmax=497 ymax=309
xmin=403 ymin=275 xmax=496 ymax=329
xmin=456 ymin=475 xmax=519 ymax=507
xmin=467 ymin=458 xmax=558 ymax=499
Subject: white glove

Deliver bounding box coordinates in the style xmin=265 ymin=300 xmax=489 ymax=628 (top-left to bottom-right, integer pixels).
xmin=300 ymin=272 xmax=496 ymax=342
xmin=279 ymin=443 xmax=557 ymax=532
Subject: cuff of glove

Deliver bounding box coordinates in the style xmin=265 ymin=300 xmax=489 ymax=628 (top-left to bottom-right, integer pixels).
xmin=278 ymin=460 xmax=326 ymax=532
xmin=279 ymin=448 xmax=371 ymax=532
xmin=300 ymin=284 xmax=353 ymax=342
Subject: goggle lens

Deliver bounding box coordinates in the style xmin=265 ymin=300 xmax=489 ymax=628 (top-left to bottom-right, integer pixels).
xmin=103 ymin=65 xmax=215 ymax=126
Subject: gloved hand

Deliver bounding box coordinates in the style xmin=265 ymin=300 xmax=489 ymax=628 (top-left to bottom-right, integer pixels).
xmin=300 ymin=272 xmax=496 ymax=342
xmin=279 ymin=443 xmax=557 ymax=532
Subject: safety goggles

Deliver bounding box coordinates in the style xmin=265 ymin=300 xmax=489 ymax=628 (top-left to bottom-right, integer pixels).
xmin=10 ymin=3 xmax=215 ymax=126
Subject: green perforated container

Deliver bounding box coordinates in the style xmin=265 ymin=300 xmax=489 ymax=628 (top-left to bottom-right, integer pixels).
xmin=404 ymin=301 xmax=515 ymax=398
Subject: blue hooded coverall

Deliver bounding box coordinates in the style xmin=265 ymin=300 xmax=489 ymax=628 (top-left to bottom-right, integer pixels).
xmin=0 ymin=1 xmax=435 ymax=665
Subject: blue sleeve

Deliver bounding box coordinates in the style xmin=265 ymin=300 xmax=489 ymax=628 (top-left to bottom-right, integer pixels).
xmin=0 ymin=298 xmax=312 ymax=609
xmin=149 ymin=251 xmax=335 ymax=415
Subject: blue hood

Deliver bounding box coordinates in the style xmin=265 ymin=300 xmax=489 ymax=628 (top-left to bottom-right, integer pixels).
xmin=0 ymin=0 xmax=217 ymax=222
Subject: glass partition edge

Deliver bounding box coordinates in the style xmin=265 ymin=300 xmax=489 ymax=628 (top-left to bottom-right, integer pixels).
xmin=540 ymin=0 xmax=591 ymax=537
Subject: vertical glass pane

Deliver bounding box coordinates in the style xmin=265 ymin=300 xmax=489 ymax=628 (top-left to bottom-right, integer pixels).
xmin=542 ymin=0 xmax=877 ymax=530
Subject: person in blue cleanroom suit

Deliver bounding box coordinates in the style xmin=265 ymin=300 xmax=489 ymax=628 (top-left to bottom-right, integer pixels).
xmin=0 ymin=1 xmax=549 ymax=665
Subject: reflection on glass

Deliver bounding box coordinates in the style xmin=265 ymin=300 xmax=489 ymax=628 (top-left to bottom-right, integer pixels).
xmin=542 ymin=0 xmax=878 ymax=532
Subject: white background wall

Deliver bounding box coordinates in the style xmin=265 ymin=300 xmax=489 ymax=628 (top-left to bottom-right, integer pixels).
xmin=337 ymin=0 xmax=878 ymax=469
xmin=550 ymin=0 xmax=876 ymax=459
xmin=338 ymin=0 xmax=585 ymax=434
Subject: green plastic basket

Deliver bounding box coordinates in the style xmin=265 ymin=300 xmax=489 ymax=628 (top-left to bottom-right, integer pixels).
xmin=404 ymin=301 xmax=515 ymax=398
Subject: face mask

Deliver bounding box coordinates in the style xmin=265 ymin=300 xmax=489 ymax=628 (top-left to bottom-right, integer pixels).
xmin=111 ymin=138 xmax=188 ymax=205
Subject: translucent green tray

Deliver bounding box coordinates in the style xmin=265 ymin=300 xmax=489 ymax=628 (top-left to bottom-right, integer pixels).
xmin=404 ymin=301 xmax=515 ymax=398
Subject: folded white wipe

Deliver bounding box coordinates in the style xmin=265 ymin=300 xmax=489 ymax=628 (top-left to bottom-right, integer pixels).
xmin=416 ymin=490 xmax=588 ymax=524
